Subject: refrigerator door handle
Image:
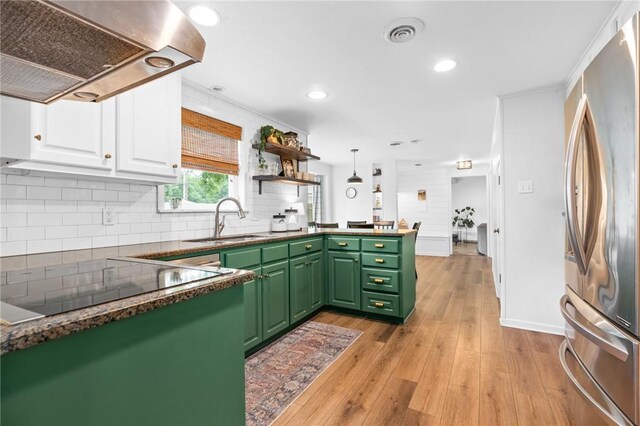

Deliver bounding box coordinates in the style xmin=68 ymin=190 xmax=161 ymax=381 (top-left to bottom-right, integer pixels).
xmin=560 ymin=294 xmax=629 ymax=362
xmin=559 ymin=340 xmax=634 ymax=426
xmin=565 ymin=95 xmax=588 ymax=274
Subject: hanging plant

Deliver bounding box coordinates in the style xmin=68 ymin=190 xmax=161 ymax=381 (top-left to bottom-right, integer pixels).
xmin=451 ymin=206 xmax=476 ymax=229
xmin=257 ymin=125 xmax=285 ymax=171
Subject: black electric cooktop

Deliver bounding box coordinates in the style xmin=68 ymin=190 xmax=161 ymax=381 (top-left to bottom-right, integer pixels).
xmin=0 ymin=258 xmax=232 ymax=324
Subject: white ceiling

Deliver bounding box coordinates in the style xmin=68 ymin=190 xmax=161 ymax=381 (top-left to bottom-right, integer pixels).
xmin=175 ymin=1 xmax=615 ymax=166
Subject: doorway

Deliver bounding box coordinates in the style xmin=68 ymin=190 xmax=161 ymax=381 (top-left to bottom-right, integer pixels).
xmin=451 ymin=176 xmax=488 ymax=256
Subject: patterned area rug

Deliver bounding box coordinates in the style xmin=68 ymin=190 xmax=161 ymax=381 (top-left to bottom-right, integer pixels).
xmin=245 ymin=321 xmax=362 ymax=426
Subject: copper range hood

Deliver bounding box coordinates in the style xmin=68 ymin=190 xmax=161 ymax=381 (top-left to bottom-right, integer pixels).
xmin=0 ymin=0 xmax=206 ymax=104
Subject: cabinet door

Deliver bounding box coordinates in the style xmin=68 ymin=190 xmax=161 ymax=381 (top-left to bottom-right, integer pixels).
xmin=262 ymin=260 xmax=290 ymax=339
xmin=116 ymin=72 xmax=181 ymax=178
xmin=30 ymin=99 xmax=115 ymax=169
xmin=290 ymin=256 xmax=310 ymax=323
xmin=244 ymin=267 xmax=263 ymax=352
xmin=308 ymin=252 xmax=324 ymax=311
xmin=328 ymin=251 xmax=360 ymax=309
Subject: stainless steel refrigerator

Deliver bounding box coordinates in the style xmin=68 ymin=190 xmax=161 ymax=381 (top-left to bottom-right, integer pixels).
xmin=561 ymin=12 xmax=639 ymax=426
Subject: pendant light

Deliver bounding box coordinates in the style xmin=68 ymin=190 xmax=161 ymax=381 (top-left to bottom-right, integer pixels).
xmin=347 ymin=148 xmax=363 ymax=185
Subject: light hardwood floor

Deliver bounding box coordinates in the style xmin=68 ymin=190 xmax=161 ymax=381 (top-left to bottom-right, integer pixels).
xmin=274 ymin=254 xmax=606 ymax=426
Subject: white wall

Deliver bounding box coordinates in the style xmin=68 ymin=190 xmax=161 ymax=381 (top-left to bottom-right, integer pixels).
xmin=499 ymin=86 xmax=565 ymax=335
xmin=332 ymin=163 xmax=372 ymax=227
xmin=451 ymin=176 xmax=487 ymax=242
xmin=0 ymin=81 xmax=308 ymax=256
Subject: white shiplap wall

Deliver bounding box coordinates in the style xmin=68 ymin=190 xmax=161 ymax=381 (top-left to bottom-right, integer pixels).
xmin=0 ymin=81 xmax=308 ymax=256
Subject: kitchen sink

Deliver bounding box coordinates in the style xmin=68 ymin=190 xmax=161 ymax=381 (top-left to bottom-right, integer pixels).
xmin=183 ymin=234 xmax=270 ymax=243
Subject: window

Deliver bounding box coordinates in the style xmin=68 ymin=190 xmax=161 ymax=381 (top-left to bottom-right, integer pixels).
xmin=157 ymin=108 xmax=242 ymax=212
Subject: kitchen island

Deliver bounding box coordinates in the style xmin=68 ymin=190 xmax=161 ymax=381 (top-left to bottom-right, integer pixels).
xmin=0 ymin=229 xmax=416 ymax=425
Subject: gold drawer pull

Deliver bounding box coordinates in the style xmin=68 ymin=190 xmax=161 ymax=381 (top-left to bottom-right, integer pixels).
xmin=338 ymin=242 xmax=348 ymax=246
xmin=373 ymin=302 xmax=385 ymax=308
xmin=373 ymin=278 xmax=384 ymax=284
xmin=305 ymin=244 xmax=312 ymax=249
xmin=374 ymin=243 xmax=384 ymax=248
xmin=375 ymin=258 xmax=385 ymax=263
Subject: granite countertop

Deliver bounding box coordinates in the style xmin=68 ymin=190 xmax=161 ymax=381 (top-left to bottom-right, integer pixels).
xmin=0 ymin=266 xmax=255 ymax=354
xmin=0 ymin=229 xmax=415 ymax=354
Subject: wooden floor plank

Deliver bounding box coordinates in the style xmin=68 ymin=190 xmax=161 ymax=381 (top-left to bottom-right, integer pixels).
xmin=269 ymin=254 xmax=582 ymax=426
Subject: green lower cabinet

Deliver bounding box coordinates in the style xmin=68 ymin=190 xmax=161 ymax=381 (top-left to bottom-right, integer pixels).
xmin=1 ymin=286 xmax=245 ymax=426
xmin=289 ymin=252 xmax=324 ymax=323
xmin=290 ymin=256 xmax=311 ymax=322
xmin=243 ymin=267 xmax=263 ymax=352
xmin=328 ymin=251 xmax=361 ymax=309
xmin=262 ymin=260 xmax=290 ymax=339
xmin=309 ymin=252 xmax=324 ymax=311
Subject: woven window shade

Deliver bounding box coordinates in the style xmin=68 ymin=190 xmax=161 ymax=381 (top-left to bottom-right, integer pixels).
xmin=181 ymin=108 xmax=242 ymax=175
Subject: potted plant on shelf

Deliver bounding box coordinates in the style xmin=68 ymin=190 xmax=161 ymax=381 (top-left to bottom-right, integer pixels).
xmin=257 ymin=125 xmax=285 ymax=174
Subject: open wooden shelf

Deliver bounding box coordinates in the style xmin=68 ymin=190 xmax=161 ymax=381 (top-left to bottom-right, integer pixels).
xmin=253 ymin=175 xmax=320 ymax=195
xmin=252 ymin=143 xmax=321 ymax=161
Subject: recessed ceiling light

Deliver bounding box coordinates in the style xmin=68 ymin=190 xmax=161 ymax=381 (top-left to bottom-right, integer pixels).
xmin=210 ymin=85 xmax=225 ymax=92
xmin=415 ymin=163 xmax=422 ymax=166
xmin=307 ymin=90 xmax=327 ymax=100
xmin=434 ymin=59 xmax=457 ymax=72
xmin=410 ymin=139 xmax=421 ymax=144
xmin=188 ymin=5 xmax=220 ymax=27
xmin=389 ymin=141 xmax=403 ymax=147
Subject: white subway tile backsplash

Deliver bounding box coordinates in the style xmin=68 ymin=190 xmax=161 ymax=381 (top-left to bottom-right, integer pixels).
xmin=151 ymin=222 xmax=170 ymax=233
xmin=7 ymin=199 xmax=45 ymax=213
xmin=0 ymin=241 xmax=26 ymax=256
xmin=106 ymin=182 xmax=130 ymax=191
xmin=28 ymin=213 xmax=62 ymax=227
xmin=28 ymin=186 xmax=61 ymax=200
xmin=77 ymin=201 xmax=105 ymax=212
xmin=118 ymin=234 xmax=140 ymax=245
xmin=45 ymin=200 xmax=77 ymax=213
xmin=105 ymin=223 xmax=130 ymax=235
xmin=46 ymin=226 xmax=78 ymax=239
xmin=62 ymin=188 xmax=92 ymax=201
xmin=1 ymin=185 xmax=27 ymax=199
xmin=92 ymin=235 xmax=119 ymax=248
xmin=27 ymin=239 xmax=61 ymax=253
xmin=7 ymin=174 xmax=45 ymax=186
xmin=92 ymin=190 xmax=118 ymax=202
xmin=77 ymin=225 xmax=105 ymax=237
xmin=61 ymin=213 xmax=92 ymax=226
xmin=45 ymin=177 xmax=77 ymax=188
xmin=2 ymin=211 xmax=28 ymax=228
xmin=62 ymin=237 xmax=93 ymax=251
xmin=77 ymin=180 xmax=106 ymax=190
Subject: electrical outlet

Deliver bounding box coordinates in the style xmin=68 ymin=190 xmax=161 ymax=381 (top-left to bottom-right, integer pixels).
xmin=102 ymin=207 xmax=114 ymax=226
xmin=517 ymin=180 xmax=534 ymax=194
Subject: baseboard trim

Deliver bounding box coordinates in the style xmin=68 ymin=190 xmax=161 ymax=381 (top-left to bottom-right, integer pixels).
xmin=500 ymin=318 xmax=564 ymax=336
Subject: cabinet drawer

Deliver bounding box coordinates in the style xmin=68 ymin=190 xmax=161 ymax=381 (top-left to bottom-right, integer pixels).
xmin=361 ymin=238 xmax=399 ymax=254
xmin=223 ymin=248 xmax=261 ymax=269
xmin=326 ymin=236 xmax=360 ymax=251
xmin=262 ymin=244 xmax=289 ymax=263
xmin=362 ymin=291 xmax=400 ymax=317
xmin=362 ymin=253 xmax=399 ymax=269
xmin=289 ymin=238 xmax=323 ymax=258
xmin=361 ymin=268 xmax=399 ymax=294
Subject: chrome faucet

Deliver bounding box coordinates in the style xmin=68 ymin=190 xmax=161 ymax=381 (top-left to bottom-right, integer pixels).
xmin=214 ymin=197 xmax=246 ymax=238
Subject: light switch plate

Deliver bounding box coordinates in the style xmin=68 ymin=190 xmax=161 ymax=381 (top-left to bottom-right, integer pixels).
xmin=517 ymin=180 xmax=534 ymax=194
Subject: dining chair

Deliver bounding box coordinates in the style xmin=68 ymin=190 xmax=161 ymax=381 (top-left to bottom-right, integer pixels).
xmin=317 ymin=222 xmax=339 ymax=229
xmin=412 ymin=222 xmax=422 ymax=279
xmin=348 ymin=223 xmax=374 ymax=229
xmin=374 ymin=221 xmax=395 ymax=229
xmin=347 ymin=220 xmax=367 ymax=228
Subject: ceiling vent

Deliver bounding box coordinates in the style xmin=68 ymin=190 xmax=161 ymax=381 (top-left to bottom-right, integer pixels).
xmin=384 ymin=18 xmax=425 ymax=44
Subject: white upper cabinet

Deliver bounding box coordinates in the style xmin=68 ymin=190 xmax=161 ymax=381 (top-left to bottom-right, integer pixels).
xmin=30 ymin=99 xmax=116 ymax=170
xmin=116 ymin=72 xmax=181 ymax=179
xmin=0 ymin=73 xmax=182 ymax=183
